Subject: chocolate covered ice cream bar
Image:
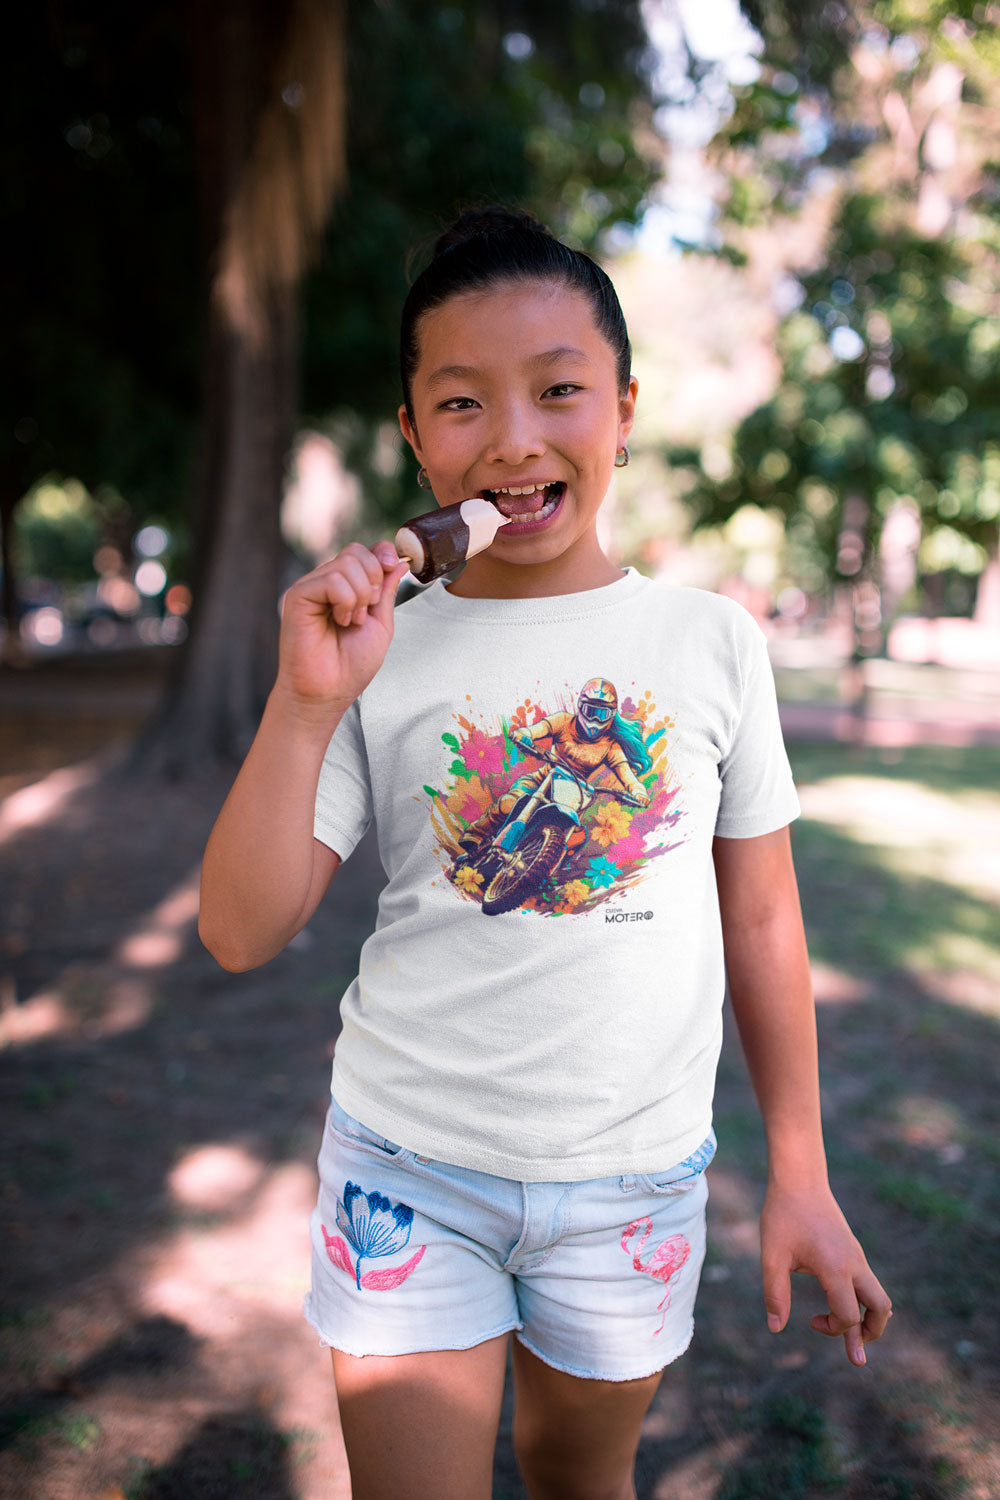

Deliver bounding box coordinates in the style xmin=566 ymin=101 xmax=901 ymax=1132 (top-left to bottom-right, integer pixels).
xmin=394 ymin=498 xmax=511 ymax=583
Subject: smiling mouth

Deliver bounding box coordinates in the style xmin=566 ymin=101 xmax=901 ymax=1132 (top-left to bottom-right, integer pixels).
xmin=482 ymin=482 xmax=564 ymax=522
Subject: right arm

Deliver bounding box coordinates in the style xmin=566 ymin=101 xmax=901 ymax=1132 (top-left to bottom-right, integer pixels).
xmin=198 ymin=541 xmax=408 ymax=971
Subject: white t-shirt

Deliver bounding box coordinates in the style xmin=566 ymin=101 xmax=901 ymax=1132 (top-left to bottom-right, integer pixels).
xmin=314 ymin=568 xmax=800 ymax=1181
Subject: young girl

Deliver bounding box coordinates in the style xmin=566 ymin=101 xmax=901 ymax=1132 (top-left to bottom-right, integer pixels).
xmin=199 ymin=206 xmax=891 ymax=1500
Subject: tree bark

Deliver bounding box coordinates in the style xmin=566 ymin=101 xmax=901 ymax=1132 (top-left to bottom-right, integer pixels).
xmin=140 ymin=294 xmax=297 ymax=771
xmin=136 ymin=0 xmax=341 ymax=773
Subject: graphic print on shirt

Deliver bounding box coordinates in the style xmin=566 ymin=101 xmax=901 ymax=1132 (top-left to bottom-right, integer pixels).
xmin=422 ymin=676 xmax=685 ymax=917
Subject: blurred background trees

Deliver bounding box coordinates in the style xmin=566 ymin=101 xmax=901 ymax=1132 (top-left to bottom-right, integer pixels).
xmin=5 ymin=0 xmax=999 ymax=768
xmin=671 ymin=0 xmax=1000 ymax=655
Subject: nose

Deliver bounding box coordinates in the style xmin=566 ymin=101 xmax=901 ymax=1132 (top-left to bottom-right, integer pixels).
xmin=483 ymin=397 xmax=544 ymax=467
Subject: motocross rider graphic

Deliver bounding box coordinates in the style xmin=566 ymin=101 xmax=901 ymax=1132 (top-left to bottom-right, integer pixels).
xmin=457 ymin=678 xmax=651 ymax=859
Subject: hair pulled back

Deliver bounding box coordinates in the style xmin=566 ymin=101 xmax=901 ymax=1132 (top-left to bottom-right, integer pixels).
xmin=400 ymin=206 xmax=632 ymax=418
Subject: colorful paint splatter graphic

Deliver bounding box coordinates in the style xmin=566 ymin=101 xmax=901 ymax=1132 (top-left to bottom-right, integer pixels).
xmin=421 ymin=681 xmax=685 ymax=917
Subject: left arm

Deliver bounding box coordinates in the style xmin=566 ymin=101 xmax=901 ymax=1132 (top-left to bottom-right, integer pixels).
xmin=713 ymin=825 xmax=892 ymax=1366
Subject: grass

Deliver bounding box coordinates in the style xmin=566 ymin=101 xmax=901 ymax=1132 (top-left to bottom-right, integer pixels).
xmin=717 ymin=1395 xmax=843 ymax=1498
xmin=787 ymin=742 xmax=1000 ymax=988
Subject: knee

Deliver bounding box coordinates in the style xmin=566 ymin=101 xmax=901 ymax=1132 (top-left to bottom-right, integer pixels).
xmin=513 ymin=1428 xmax=635 ymax=1500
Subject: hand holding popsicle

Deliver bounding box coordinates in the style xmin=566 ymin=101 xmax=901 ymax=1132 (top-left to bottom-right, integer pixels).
xmin=276 ymin=541 xmax=409 ymax=719
xmin=274 ymin=499 xmax=507 ymax=719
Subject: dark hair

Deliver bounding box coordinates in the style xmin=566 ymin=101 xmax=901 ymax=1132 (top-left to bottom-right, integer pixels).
xmin=399 ymin=205 xmax=632 ymax=419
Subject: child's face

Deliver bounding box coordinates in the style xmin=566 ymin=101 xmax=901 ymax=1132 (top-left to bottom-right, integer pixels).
xmin=398 ymin=278 xmax=637 ymax=590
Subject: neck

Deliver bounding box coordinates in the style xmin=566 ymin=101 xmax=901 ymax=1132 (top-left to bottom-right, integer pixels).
xmin=445 ymin=535 xmax=625 ymax=600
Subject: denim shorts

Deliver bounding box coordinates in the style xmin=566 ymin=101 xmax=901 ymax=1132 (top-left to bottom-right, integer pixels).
xmin=304 ymin=1095 xmax=715 ymax=1382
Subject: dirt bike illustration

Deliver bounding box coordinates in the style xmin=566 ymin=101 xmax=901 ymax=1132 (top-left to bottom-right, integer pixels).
xmin=456 ymin=737 xmax=646 ymax=917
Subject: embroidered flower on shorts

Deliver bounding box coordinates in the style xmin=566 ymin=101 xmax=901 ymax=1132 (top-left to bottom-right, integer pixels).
xmin=322 ymin=1181 xmax=427 ymax=1291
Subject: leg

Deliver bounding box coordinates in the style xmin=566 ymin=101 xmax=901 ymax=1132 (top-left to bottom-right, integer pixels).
xmin=331 ymin=1332 xmax=509 ymax=1500
xmin=510 ymin=1338 xmax=662 ymax=1500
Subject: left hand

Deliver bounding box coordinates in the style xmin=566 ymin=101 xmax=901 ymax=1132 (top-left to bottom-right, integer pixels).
xmin=760 ymin=1182 xmax=892 ymax=1366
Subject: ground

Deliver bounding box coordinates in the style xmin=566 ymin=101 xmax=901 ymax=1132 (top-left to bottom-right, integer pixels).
xmin=1 ymin=646 xmax=998 ymax=1500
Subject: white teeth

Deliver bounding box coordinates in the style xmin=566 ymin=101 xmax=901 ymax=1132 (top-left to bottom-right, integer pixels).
xmin=495 ymin=483 xmax=556 ymax=495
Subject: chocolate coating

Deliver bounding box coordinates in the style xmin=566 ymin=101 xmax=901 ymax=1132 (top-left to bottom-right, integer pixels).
xmin=395 ymin=505 xmax=472 ymax=583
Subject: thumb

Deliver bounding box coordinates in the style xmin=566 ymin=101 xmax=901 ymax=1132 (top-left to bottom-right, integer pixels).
xmin=763 ymin=1265 xmax=791 ymax=1334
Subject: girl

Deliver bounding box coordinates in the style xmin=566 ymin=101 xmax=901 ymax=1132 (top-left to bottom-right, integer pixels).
xmin=199 ymin=206 xmax=891 ymax=1500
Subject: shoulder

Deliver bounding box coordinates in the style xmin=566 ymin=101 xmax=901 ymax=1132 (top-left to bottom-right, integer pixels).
xmin=641 ymin=579 xmax=766 ymax=645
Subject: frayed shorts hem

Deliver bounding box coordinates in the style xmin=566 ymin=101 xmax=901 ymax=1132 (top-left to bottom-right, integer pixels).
xmin=513 ymin=1320 xmax=695 ymax=1383
xmin=303 ymin=1295 xmax=522 ymax=1358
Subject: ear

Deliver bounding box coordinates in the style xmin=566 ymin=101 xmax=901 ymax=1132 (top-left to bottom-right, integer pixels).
xmin=618 ymin=375 xmax=639 ymax=449
xmin=398 ymin=404 xmax=424 ymax=465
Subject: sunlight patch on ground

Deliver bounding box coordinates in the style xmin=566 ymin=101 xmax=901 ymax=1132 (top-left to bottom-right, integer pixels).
xmin=0 ymin=759 xmax=102 ymax=842
xmin=885 ymin=1094 xmax=966 ymax=1156
xmin=797 ymin=773 xmax=1000 ymax=999
xmin=168 ymin=1143 xmax=269 ymax=1212
xmin=796 ymin=776 xmax=1000 ymax=904
xmin=1 ymin=868 xmax=202 ymax=1048
xmin=140 ymin=1161 xmax=317 ymax=1339
xmin=809 ymin=961 xmax=872 ymax=1005
xmin=114 ymin=869 xmax=201 ymax=968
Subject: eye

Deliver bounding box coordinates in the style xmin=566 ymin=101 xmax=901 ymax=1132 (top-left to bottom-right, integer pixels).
xmin=544 ymin=382 xmax=582 ymax=399
xmin=438 ymin=396 xmax=480 ymax=411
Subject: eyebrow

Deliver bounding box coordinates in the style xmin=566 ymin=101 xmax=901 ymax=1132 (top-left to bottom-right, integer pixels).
xmin=424 ymin=347 xmax=590 ymax=389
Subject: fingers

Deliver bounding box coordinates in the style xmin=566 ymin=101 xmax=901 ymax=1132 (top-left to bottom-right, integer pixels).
xmin=810 ymin=1266 xmax=893 ymax=1367
xmin=762 ymin=1260 xmax=791 ymax=1335
xmin=300 ymin=542 xmax=406 ymax=629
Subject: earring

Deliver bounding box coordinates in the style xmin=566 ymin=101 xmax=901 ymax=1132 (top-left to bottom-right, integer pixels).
xmin=417 ymin=468 xmax=431 ymax=489
xmin=614 ymin=445 xmax=630 ymax=468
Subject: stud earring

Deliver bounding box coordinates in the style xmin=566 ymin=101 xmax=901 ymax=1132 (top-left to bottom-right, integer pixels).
xmin=614 ymin=445 xmax=630 ymax=468
xmin=417 ymin=468 xmax=431 ymax=489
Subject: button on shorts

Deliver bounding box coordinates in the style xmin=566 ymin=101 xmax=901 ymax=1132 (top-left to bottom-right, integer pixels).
xmin=304 ymin=1096 xmax=715 ymax=1383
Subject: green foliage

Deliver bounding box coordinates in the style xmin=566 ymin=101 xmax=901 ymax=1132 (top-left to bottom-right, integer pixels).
xmin=678 ymin=203 xmax=1000 ymax=582
xmin=676 ymin=2 xmax=1000 ymax=609
xmin=15 ymin=480 xmax=102 ymax=584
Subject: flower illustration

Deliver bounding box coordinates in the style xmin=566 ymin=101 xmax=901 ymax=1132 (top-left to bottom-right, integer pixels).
xmin=561 ymin=879 xmax=590 ymax=908
xmin=453 ymin=865 xmax=485 ymax=895
xmin=461 ymin=728 xmax=507 ymax=778
xmin=591 ymin=802 xmax=632 ymax=848
xmin=609 ymin=829 xmax=646 ymax=867
xmin=445 ymin=773 xmax=494 ymax=824
xmin=586 ymin=855 xmax=619 ymax=890
xmin=336 ymin=1181 xmax=415 ymax=1290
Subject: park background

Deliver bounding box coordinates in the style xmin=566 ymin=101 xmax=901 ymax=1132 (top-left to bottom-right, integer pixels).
xmin=1 ymin=1 xmax=998 ymax=1497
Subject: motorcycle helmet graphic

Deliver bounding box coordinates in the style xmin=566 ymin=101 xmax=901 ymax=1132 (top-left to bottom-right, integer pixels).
xmin=575 ymin=677 xmax=618 ymax=741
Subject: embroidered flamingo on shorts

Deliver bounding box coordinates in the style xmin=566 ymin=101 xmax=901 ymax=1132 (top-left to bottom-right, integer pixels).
xmin=621 ymin=1217 xmax=690 ymax=1335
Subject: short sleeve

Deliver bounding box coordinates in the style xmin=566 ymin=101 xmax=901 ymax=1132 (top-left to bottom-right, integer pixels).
xmin=714 ymin=623 xmax=800 ymax=838
xmin=313 ymin=699 xmax=374 ymax=860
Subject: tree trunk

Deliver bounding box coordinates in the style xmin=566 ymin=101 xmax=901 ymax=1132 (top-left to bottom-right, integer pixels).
xmin=135 ymin=0 xmax=342 ymax=773
xmin=140 ymin=293 xmax=297 ymax=771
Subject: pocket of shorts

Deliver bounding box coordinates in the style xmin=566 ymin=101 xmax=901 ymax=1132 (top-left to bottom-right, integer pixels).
xmin=635 ymin=1130 xmax=717 ymax=1195
xmin=326 ymin=1097 xmax=410 ymax=1162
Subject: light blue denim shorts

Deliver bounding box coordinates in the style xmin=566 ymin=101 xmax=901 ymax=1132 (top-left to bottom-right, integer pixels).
xmin=304 ymin=1095 xmax=715 ymax=1382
